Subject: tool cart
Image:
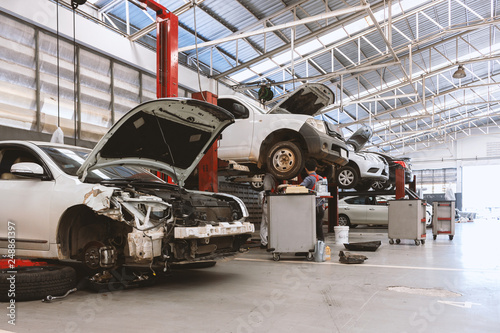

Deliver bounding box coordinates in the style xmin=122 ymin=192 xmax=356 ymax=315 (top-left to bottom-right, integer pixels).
xmin=267 ymin=192 xmax=316 ymax=261
xmin=388 ymin=199 xmax=427 ymax=246
xmin=432 ymin=201 xmax=456 ymax=240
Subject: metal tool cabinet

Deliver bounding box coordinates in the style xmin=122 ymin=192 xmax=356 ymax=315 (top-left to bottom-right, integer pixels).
xmin=432 ymin=201 xmax=456 ymax=240
xmin=267 ymin=193 xmax=316 ymax=261
xmin=388 ymin=199 xmax=427 ymax=246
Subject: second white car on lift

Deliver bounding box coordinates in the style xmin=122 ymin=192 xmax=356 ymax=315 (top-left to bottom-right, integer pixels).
xmin=335 ymin=126 xmax=389 ymax=190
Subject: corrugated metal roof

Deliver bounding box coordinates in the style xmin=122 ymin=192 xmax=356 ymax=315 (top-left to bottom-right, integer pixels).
xmin=82 ymin=0 xmax=500 ymax=153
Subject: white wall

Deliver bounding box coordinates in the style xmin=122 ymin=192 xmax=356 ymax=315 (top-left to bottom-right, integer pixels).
xmin=402 ymin=134 xmax=500 ymax=170
xmin=0 ymin=0 xmax=237 ymax=97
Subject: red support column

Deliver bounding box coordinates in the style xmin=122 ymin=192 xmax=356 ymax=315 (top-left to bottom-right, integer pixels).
xmin=138 ymin=1 xmax=179 ymax=99
xmin=139 ymin=1 xmax=179 ymax=182
xmin=328 ymin=183 xmax=339 ymax=232
xmin=395 ymin=166 xmax=405 ymax=199
xmin=156 ymin=12 xmax=178 ymax=98
xmin=192 ymin=91 xmax=219 ymax=192
xmin=409 ymin=174 xmax=417 ymax=193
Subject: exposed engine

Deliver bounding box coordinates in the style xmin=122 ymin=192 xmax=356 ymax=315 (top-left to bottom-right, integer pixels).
xmin=85 ymin=185 xmax=253 ymax=269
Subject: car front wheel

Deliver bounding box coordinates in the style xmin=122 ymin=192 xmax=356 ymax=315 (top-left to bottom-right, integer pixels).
xmin=266 ymin=141 xmax=304 ymax=180
xmin=336 ymin=166 xmax=359 ymax=189
xmin=338 ymin=214 xmax=350 ymax=226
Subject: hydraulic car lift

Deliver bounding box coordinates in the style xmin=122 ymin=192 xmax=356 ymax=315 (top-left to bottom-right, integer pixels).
xmin=140 ymin=0 xmax=219 ymax=192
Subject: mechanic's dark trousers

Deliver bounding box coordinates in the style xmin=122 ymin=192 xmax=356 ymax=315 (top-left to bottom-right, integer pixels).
xmin=316 ymin=206 xmax=325 ymax=241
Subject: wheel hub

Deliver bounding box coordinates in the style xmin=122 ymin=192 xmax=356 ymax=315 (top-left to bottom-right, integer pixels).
xmin=339 ymin=170 xmax=354 ymax=186
xmin=83 ymin=241 xmax=116 ymax=270
xmin=273 ymin=148 xmax=295 ymax=171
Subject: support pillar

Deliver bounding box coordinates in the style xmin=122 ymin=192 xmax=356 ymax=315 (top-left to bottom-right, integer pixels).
xmin=328 ymin=183 xmax=339 ymax=232
xmin=192 ymin=91 xmax=219 ymax=192
xmin=156 ymin=12 xmax=178 ymax=98
xmin=395 ymin=166 xmax=405 ymax=199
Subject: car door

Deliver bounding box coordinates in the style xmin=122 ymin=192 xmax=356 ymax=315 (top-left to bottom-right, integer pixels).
xmin=366 ymin=196 xmax=389 ymax=225
xmin=0 ymin=145 xmax=54 ymax=250
xmin=341 ymin=196 xmax=368 ymax=224
xmin=217 ymin=98 xmax=255 ymax=162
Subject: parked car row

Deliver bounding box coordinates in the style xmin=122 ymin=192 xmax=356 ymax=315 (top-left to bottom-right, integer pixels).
xmin=335 ymin=195 xmax=433 ymax=228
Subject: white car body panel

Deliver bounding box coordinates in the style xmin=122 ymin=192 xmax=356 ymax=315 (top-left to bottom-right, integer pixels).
xmin=217 ymin=95 xmax=311 ymax=163
xmin=0 ymin=142 xmax=108 ymax=257
xmin=339 ymin=196 xmax=389 ymax=226
xmin=348 ymin=147 xmax=389 ymax=181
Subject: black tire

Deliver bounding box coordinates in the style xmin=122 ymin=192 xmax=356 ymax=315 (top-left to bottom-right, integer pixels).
xmin=433 ymin=235 xmax=437 ymax=240
xmin=336 ymin=166 xmax=359 ymax=189
xmin=338 ymin=214 xmax=351 ymax=227
xmin=0 ymin=265 xmax=77 ymax=302
xmin=266 ymin=141 xmax=304 ymax=180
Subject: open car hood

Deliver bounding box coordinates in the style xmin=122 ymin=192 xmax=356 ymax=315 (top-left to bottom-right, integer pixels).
xmin=268 ymin=83 xmax=335 ymax=116
xmin=347 ymin=125 xmax=373 ymax=152
xmin=77 ymin=98 xmax=234 ymax=185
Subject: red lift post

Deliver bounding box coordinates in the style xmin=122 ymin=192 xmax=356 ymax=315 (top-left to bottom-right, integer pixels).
xmin=139 ymin=1 xmax=178 ymax=182
xmin=395 ymin=166 xmax=405 ymax=199
xmin=138 ymin=0 xmax=179 ymax=99
xmin=328 ymin=183 xmax=339 ymax=232
xmin=192 ymin=91 xmax=219 ymax=192
xmin=139 ymin=1 xmax=218 ymax=192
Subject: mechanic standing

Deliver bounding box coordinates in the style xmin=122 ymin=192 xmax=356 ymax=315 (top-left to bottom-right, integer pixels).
xmin=260 ymin=173 xmax=278 ymax=248
xmin=300 ymin=159 xmax=325 ymax=242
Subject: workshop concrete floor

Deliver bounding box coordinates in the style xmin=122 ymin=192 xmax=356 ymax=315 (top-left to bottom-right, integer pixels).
xmin=2 ymin=220 xmax=500 ymax=333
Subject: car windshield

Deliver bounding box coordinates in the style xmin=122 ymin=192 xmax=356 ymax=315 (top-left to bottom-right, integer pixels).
xmin=40 ymin=146 xmax=163 ymax=183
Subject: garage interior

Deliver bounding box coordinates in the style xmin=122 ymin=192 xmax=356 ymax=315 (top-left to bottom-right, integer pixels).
xmin=1 ymin=0 xmax=500 ymax=332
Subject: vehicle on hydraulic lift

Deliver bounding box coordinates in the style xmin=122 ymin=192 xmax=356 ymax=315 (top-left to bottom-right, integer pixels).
xmin=217 ymin=83 xmax=349 ymax=183
xmin=369 ymin=153 xmax=413 ymax=190
xmin=334 ymin=126 xmax=389 ymax=190
xmin=0 ymin=98 xmax=254 ymax=299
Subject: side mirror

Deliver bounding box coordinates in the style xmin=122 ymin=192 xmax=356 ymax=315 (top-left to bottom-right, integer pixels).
xmin=232 ymin=103 xmax=247 ymax=118
xmin=11 ymin=162 xmax=45 ymax=178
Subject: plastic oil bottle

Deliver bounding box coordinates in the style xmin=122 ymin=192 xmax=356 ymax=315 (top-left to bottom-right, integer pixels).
xmin=324 ymin=245 xmax=331 ymax=261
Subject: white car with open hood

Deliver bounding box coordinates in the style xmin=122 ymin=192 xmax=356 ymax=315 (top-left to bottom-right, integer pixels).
xmin=0 ymin=98 xmax=254 ymax=273
xmin=217 ymin=83 xmax=348 ymax=181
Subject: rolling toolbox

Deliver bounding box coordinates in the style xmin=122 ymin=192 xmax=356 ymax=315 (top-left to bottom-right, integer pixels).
xmin=388 ymin=199 xmax=427 ymax=246
xmin=267 ymin=193 xmax=316 ymax=261
xmin=432 ymin=201 xmax=456 ymax=240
